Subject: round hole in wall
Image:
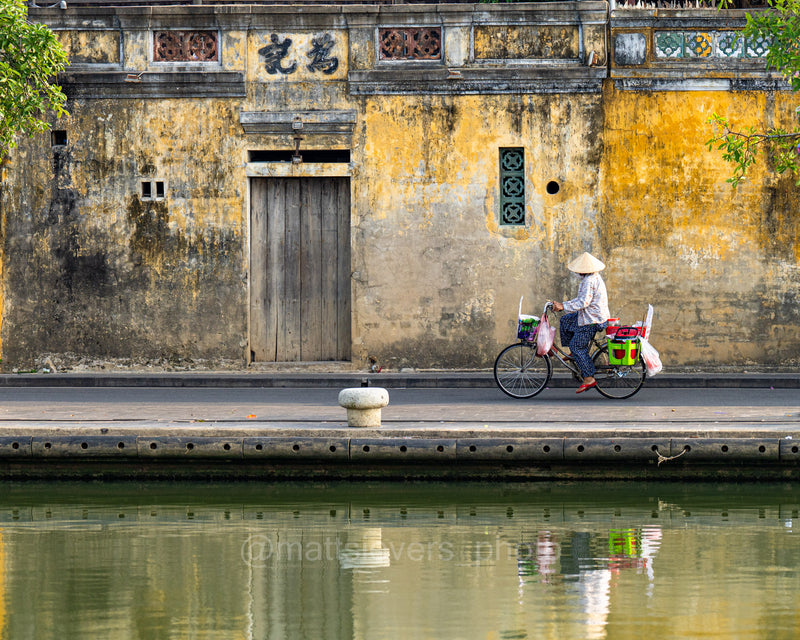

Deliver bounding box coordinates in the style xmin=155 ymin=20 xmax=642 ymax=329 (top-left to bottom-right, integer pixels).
xmin=12 ymin=442 xmax=20 ymax=450
xmin=543 ymin=445 xmax=551 ymax=453
xmin=613 ymin=444 xmax=622 ymax=452
xmin=329 ymin=445 xmax=337 ymax=453
xmin=792 ymin=446 xmax=799 ymax=454
xmin=651 ymin=445 xmax=659 ymax=452
xmin=469 ymin=445 xmax=477 ymax=453
xmin=506 ymin=445 xmax=514 ymax=453
xmin=577 ymin=445 xmax=585 ymax=453
xmin=117 ymin=442 xmax=125 ymax=449
xmin=186 ymin=443 xmax=194 ymax=451
xmin=150 ymin=442 xmax=157 ymax=450
xmin=223 ymin=443 xmax=231 ymax=451
xmin=255 ymin=443 xmax=263 ymax=451
xmin=44 ymin=442 xmax=52 ymax=449
xmin=546 ymin=181 xmax=560 ymax=195
xmin=292 ymin=444 xmax=300 ymax=452
xmin=81 ymin=442 xmax=88 ymax=450
xmin=436 ymin=445 xmax=445 ymax=453
xmin=758 ymin=445 xmax=766 ymax=453
xmin=399 ymin=445 xmax=407 ymax=453
xmin=721 ymin=445 xmax=729 ymax=453
xmin=363 ymin=445 xmax=370 ymax=453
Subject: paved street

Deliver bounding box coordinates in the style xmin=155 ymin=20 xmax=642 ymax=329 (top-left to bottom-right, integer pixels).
xmin=0 ymin=386 xmax=797 ymax=429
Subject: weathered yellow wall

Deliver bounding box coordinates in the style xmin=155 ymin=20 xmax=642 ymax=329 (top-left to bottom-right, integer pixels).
xmin=354 ymin=93 xmax=604 ymax=368
xmin=3 ymin=99 xmax=249 ymax=364
xmin=55 ymin=30 xmax=120 ymax=64
xmin=4 ymin=5 xmax=797 ymax=371
xmin=601 ymin=84 xmax=800 ymax=367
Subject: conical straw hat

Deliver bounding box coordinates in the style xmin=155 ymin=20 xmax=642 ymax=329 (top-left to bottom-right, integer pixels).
xmin=567 ymin=252 xmax=605 ymax=273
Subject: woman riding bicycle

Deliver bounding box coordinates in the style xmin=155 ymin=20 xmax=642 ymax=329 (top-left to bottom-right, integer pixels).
xmin=552 ymin=252 xmax=610 ymax=394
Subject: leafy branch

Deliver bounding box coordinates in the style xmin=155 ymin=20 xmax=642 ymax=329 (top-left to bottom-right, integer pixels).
xmin=707 ymin=0 xmax=800 ymax=186
xmin=0 ymin=0 xmax=69 ymax=161
xmin=707 ymin=112 xmax=800 ymax=187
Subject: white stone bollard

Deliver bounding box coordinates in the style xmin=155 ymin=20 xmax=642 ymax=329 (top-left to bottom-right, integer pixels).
xmin=338 ymin=387 xmax=389 ymax=428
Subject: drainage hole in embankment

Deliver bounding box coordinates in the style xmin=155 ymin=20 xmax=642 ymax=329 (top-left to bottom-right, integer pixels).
xmin=684 ymin=445 xmax=691 ymax=452
xmin=651 ymin=445 xmax=659 ymax=452
xmin=329 ymin=445 xmax=337 ymax=453
xmin=721 ymin=445 xmax=729 ymax=452
xmin=44 ymin=442 xmax=52 ymax=450
xmin=613 ymin=445 xmax=621 ymax=452
xmin=758 ymin=445 xmax=766 ymax=453
xmin=255 ymin=444 xmax=263 ymax=451
xmin=292 ymin=444 xmax=300 ymax=452
xmin=399 ymin=445 xmax=407 ymax=453
xmin=506 ymin=445 xmax=514 ymax=453
xmin=186 ymin=443 xmax=194 ymax=451
xmin=81 ymin=442 xmax=88 ymax=450
xmin=11 ymin=442 xmax=19 ymax=450
xmin=469 ymin=445 xmax=477 ymax=452
xmin=363 ymin=445 xmax=370 ymax=452
xmin=117 ymin=442 xmax=125 ymax=449
xmin=223 ymin=443 xmax=231 ymax=451
xmin=793 ymin=446 xmax=799 ymax=454
xmin=150 ymin=443 xmax=157 ymax=450
xmin=543 ymin=445 xmax=551 ymax=453
xmin=436 ymin=445 xmax=444 ymax=453
xmin=577 ymin=445 xmax=585 ymax=453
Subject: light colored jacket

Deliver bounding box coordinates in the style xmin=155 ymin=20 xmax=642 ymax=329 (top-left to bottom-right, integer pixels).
xmin=562 ymin=272 xmax=610 ymax=326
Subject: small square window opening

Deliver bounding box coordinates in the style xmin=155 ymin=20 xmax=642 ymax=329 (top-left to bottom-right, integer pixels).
xmin=141 ymin=181 xmax=152 ymax=199
xmin=51 ymin=130 xmax=67 ymax=147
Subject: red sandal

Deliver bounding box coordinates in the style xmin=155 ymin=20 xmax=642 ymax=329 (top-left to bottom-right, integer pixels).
xmin=576 ymin=381 xmax=597 ymax=394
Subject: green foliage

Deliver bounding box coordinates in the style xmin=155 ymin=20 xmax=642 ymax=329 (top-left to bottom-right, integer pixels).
xmin=707 ymin=0 xmax=800 ymax=186
xmin=0 ymin=0 xmax=69 ymax=160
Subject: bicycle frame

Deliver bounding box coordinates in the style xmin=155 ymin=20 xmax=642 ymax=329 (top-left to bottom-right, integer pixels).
xmin=546 ymin=337 xmax=607 ymax=379
xmin=537 ymin=303 xmax=607 ymax=378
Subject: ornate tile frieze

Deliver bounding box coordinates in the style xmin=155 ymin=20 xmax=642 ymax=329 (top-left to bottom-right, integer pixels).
xmin=654 ymin=30 xmax=770 ymax=59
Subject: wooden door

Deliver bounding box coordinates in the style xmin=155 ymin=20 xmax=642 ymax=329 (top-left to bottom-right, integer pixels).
xmin=250 ymin=177 xmax=351 ymax=361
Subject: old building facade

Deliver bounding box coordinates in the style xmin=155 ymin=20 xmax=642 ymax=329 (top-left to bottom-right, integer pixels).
xmin=1 ymin=1 xmax=797 ymax=370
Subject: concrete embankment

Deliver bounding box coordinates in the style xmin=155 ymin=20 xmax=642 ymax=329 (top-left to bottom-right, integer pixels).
xmin=1 ymin=424 xmax=798 ymax=481
xmin=0 ymin=372 xmax=797 ymax=480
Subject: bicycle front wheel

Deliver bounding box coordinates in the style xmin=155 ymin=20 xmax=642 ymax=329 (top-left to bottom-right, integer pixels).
xmin=592 ymin=348 xmax=646 ymax=399
xmin=494 ymin=343 xmax=552 ymax=399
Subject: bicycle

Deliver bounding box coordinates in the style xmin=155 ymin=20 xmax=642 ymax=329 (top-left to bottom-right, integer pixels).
xmin=493 ymin=302 xmax=646 ymax=400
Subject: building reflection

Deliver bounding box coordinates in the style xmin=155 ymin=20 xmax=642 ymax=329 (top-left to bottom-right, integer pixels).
xmin=0 ymin=483 xmax=795 ymax=640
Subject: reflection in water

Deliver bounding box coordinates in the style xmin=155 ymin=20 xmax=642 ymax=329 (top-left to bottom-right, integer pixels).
xmin=0 ymin=482 xmax=797 ymax=639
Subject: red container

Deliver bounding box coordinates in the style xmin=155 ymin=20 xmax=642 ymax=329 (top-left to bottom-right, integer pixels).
xmin=606 ymin=318 xmax=620 ymax=337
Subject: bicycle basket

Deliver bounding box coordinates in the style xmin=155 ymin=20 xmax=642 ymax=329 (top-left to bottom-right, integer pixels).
xmin=517 ymin=316 xmax=539 ymax=342
xmin=607 ymin=338 xmax=640 ymax=366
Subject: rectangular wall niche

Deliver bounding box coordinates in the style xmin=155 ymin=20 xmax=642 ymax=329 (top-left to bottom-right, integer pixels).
xmin=379 ymin=28 xmax=441 ymax=60
xmin=248 ymin=149 xmax=350 ymax=163
xmin=141 ymin=180 xmax=166 ymax=201
xmin=499 ymin=148 xmax=525 ymax=226
xmin=153 ymin=31 xmax=218 ymax=62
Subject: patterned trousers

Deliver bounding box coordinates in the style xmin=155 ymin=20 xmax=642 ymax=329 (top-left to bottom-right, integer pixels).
xmin=559 ymin=312 xmax=603 ymax=377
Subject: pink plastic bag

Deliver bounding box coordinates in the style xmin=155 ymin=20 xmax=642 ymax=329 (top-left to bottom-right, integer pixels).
xmin=535 ymin=314 xmax=555 ymax=356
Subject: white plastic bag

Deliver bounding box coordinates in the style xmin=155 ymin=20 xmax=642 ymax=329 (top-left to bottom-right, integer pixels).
xmin=535 ymin=314 xmax=555 ymax=356
xmin=644 ymin=304 xmax=654 ymax=339
xmin=639 ymin=337 xmax=662 ymax=377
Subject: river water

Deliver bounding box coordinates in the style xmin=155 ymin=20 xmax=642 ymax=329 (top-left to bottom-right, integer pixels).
xmin=0 ymin=481 xmax=797 ymax=639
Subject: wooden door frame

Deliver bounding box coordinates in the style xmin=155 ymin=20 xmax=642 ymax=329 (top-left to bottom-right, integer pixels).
xmin=245 ymin=163 xmax=352 ymax=364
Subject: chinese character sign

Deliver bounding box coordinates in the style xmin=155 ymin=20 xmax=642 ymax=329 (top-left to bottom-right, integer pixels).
xmin=258 ymin=33 xmax=340 ymax=77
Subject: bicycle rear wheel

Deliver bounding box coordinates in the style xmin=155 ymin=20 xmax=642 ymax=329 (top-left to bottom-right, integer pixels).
xmin=494 ymin=343 xmax=552 ymax=399
xmin=592 ymin=348 xmax=646 ymax=399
